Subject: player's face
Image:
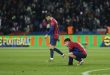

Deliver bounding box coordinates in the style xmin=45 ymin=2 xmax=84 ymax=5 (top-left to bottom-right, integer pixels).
xmin=64 ymin=41 xmax=69 ymax=46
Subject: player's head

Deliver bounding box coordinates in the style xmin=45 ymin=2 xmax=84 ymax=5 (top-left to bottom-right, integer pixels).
xmin=64 ymin=38 xmax=71 ymax=46
xmin=45 ymin=13 xmax=52 ymax=21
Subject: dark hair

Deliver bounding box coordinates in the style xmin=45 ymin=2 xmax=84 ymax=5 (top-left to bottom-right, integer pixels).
xmin=45 ymin=12 xmax=52 ymax=17
xmin=64 ymin=38 xmax=71 ymax=42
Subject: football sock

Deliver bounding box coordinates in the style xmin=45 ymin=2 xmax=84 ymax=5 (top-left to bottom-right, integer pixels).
xmin=50 ymin=49 xmax=54 ymax=59
xmin=54 ymin=48 xmax=63 ymax=55
xmin=68 ymin=56 xmax=73 ymax=65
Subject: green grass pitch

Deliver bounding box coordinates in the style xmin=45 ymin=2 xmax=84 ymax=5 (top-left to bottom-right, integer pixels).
xmin=0 ymin=47 xmax=110 ymax=75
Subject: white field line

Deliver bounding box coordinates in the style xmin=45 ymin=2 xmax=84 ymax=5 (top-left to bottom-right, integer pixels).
xmin=82 ymin=68 xmax=110 ymax=75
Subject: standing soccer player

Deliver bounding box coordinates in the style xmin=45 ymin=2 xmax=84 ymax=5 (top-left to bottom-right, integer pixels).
xmin=64 ymin=38 xmax=87 ymax=65
xmin=45 ymin=14 xmax=65 ymax=62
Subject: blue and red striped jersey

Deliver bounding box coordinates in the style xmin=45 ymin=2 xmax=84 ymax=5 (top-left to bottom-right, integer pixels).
xmin=68 ymin=41 xmax=87 ymax=55
xmin=47 ymin=17 xmax=59 ymax=39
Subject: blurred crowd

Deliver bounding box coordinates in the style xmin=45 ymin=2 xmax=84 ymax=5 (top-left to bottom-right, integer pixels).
xmin=0 ymin=0 xmax=110 ymax=34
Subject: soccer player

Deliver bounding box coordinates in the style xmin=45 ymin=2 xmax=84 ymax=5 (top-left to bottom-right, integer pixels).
xmin=64 ymin=38 xmax=87 ymax=65
xmin=45 ymin=13 xmax=65 ymax=61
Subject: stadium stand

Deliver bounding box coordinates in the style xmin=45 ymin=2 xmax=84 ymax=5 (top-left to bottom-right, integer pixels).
xmin=0 ymin=0 xmax=110 ymax=35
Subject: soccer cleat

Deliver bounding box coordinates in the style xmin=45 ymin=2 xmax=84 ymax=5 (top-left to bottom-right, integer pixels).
xmin=62 ymin=54 xmax=66 ymax=58
xmin=77 ymin=59 xmax=84 ymax=65
xmin=48 ymin=58 xmax=54 ymax=62
xmin=48 ymin=59 xmax=53 ymax=62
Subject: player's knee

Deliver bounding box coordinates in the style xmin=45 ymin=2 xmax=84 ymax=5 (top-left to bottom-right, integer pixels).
xmin=69 ymin=52 xmax=76 ymax=58
xmin=69 ymin=55 xmax=75 ymax=58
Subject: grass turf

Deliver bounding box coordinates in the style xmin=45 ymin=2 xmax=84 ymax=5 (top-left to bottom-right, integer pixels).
xmin=0 ymin=48 xmax=110 ymax=75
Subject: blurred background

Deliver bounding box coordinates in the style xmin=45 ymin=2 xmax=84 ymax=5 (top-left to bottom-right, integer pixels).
xmin=0 ymin=0 xmax=110 ymax=35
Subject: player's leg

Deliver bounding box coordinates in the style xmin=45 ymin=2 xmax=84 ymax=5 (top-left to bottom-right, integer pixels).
xmin=78 ymin=54 xmax=87 ymax=65
xmin=69 ymin=52 xmax=76 ymax=59
xmin=49 ymin=45 xmax=55 ymax=61
xmin=52 ymin=39 xmax=65 ymax=57
xmin=54 ymin=48 xmax=64 ymax=56
xmin=74 ymin=52 xmax=87 ymax=65
xmin=49 ymin=45 xmax=65 ymax=61
xmin=50 ymin=49 xmax=54 ymax=61
xmin=68 ymin=56 xmax=73 ymax=65
xmin=69 ymin=52 xmax=84 ymax=65
xmin=49 ymin=43 xmax=64 ymax=61
xmin=68 ymin=52 xmax=76 ymax=65
xmin=69 ymin=51 xmax=87 ymax=65
xmin=49 ymin=38 xmax=56 ymax=61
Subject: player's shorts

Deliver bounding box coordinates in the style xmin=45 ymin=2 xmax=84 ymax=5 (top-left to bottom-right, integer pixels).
xmin=70 ymin=48 xmax=87 ymax=59
xmin=73 ymin=51 xmax=87 ymax=59
xmin=50 ymin=36 xmax=58 ymax=46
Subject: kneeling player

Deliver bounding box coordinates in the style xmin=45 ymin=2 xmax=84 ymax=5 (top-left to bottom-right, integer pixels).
xmin=64 ymin=38 xmax=87 ymax=65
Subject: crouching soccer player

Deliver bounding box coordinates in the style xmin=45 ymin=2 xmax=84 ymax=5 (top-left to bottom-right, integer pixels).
xmin=64 ymin=38 xmax=87 ymax=65
xmin=45 ymin=14 xmax=65 ymax=62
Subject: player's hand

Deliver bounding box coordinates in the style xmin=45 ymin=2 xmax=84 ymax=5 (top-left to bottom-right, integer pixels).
xmin=44 ymin=35 xmax=48 ymax=39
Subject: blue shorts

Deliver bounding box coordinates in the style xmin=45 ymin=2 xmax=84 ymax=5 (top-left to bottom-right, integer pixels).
xmin=70 ymin=48 xmax=87 ymax=59
xmin=73 ymin=51 xmax=87 ymax=59
xmin=50 ymin=36 xmax=57 ymax=46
